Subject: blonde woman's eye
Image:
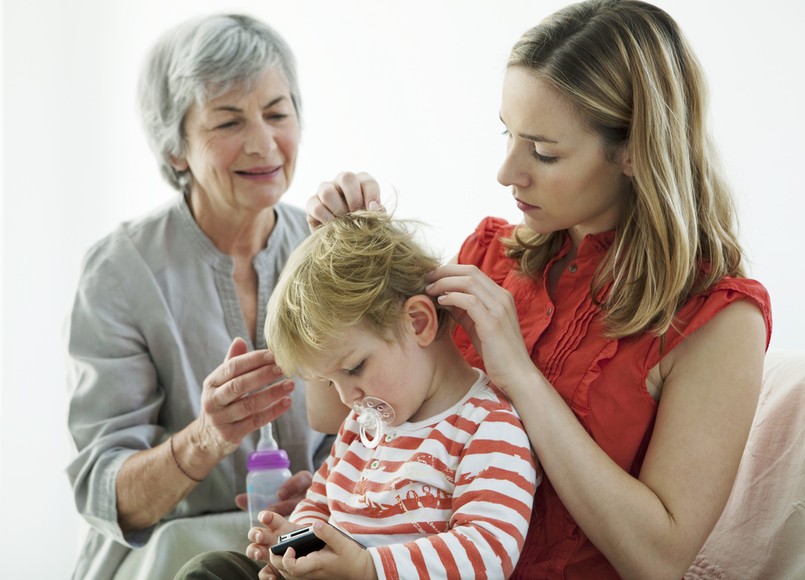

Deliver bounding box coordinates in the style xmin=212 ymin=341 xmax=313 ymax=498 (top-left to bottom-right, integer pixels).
xmin=532 ymin=150 xmax=558 ymax=164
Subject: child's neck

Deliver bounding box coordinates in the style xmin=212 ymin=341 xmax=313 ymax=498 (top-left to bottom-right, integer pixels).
xmin=409 ymin=339 xmax=479 ymax=422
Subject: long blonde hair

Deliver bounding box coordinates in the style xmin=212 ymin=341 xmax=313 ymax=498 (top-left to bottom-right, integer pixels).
xmin=505 ymin=0 xmax=744 ymax=337
xmin=265 ymin=211 xmax=447 ymax=377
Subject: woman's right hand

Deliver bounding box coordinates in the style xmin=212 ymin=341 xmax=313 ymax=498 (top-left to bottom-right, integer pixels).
xmin=305 ymin=171 xmax=382 ymax=230
xmin=194 ymin=337 xmax=295 ymax=460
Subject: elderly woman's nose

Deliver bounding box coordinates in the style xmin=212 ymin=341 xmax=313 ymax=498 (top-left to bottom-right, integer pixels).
xmin=243 ymin=121 xmax=277 ymax=156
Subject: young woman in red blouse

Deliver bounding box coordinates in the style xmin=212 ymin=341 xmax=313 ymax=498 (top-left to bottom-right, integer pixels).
xmin=304 ymin=1 xmax=770 ymax=578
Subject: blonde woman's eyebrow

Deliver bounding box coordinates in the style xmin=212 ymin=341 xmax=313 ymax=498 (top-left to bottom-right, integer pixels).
xmin=499 ymin=114 xmax=559 ymax=144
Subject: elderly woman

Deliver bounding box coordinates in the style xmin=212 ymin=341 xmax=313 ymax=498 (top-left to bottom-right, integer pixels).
xmin=65 ymin=14 xmax=331 ymax=580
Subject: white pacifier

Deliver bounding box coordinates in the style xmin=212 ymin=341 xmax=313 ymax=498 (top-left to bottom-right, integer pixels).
xmin=353 ymin=396 xmax=396 ymax=449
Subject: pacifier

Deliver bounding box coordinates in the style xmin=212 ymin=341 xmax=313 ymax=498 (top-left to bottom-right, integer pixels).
xmin=353 ymin=396 xmax=396 ymax=449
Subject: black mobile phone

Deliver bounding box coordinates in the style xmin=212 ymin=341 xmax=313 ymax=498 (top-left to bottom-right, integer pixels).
xmin=270 ymin=525 xmax=364 ymax=557
xmin=270 ymin=526 xmax=325 ymax=557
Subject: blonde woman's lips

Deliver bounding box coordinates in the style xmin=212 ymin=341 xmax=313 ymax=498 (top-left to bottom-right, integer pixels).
xmin=516 ymin=198 xmax=540 ymax=211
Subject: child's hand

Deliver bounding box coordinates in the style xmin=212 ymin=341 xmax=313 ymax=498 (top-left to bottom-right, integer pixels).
xmin=269 ymin=521 xmax=377 ymax=580
xmin=247 ymin=510 xmax=302 ymax=562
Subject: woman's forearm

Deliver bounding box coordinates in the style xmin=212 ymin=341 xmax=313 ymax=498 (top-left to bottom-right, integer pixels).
xmin=509 ymin=371 xmax=685 ymax=578
xmin=115 ymin=423 xmax=220 ymax=532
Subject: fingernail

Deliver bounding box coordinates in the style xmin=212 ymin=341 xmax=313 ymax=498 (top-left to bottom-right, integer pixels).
xmin=283 ymin=382 xmax=294 ymax=392
xmin=368 ymin=200 xmax=379 ymax=210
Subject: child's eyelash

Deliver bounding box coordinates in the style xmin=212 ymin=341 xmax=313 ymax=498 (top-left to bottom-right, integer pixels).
xmin=347 ymin=361 xmax=366 ymax=376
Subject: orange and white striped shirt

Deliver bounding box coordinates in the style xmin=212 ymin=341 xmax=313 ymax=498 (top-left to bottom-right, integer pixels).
xmin=291 ymin=370 xmax=538 ymax=579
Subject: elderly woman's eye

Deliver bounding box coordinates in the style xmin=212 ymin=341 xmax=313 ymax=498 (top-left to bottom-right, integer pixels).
xmin=215 ymin=120 xmax=239 ymax=130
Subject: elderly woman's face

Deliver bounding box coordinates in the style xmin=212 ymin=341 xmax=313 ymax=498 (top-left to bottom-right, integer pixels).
xmin=175 ymin=66 xmax=300 ymax=214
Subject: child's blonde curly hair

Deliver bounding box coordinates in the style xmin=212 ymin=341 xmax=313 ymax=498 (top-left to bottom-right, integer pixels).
xmin=265 ymin=210 xmax=447 ymax=377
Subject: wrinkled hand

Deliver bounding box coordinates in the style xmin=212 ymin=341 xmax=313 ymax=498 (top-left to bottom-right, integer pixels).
xmin=195 ymin=338 xmax=294 ymax=459
xmin=267 ymin=521 xmax=376 ymax=580
xmin=236 ymin=471 xmax=313 ymax=516
xmin=426 ymin=264 xmax=535 ymax=394
xmin=305 ymin=171 xmax=382 ymax=231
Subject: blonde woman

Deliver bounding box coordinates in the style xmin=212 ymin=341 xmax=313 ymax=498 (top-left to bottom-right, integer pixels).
xmin=304 ymin=1 xmax=771 ymax=578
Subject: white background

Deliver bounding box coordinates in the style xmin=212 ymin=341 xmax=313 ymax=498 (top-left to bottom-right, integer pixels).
xmin=2 ymin=0 xmax=804 ymax=576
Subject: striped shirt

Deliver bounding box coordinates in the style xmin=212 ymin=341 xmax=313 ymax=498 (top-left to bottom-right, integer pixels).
xmin=291 ymin=370 xmax=539 ymax=579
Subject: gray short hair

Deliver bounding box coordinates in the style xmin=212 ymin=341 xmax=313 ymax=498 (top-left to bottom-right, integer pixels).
xmin=138 ymin=14 xmax=301 ymax=193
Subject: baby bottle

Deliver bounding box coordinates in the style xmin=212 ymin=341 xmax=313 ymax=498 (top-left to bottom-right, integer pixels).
xmin=246 ymin=422 xmax=292 ymax=529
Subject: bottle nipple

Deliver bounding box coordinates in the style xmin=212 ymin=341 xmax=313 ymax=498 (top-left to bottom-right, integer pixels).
xmin=257 ymin=422 xmax=278 ymax=451
xmin=353 ymin=397 xmax=396 ymax=449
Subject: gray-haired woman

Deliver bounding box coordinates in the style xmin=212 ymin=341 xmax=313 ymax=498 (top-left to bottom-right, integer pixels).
xmin=65 ymin=14 xmax=331 ymax=580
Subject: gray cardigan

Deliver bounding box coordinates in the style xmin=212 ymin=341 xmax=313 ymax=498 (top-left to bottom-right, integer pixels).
xmin=65 ymin=195 xmax=331 ymax=580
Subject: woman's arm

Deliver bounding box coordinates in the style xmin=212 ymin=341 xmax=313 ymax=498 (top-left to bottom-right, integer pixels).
xmin=116 ymin=338 xmax=298 ymax=532
xmin=428 ymin=264 xmax=766 ymax=579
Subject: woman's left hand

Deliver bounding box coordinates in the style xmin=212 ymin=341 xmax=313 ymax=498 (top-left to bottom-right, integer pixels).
xmin=235 ymin=470 xmax=312 ymax=515
xmin=426 ymin=263 xmax=535 ymax=393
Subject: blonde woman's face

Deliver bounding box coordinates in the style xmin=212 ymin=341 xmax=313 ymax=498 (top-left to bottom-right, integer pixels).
xmin=175 ymin=66 xmax=300 ymax=217
xmin=497 ymin=67 xmax=632 ymax=248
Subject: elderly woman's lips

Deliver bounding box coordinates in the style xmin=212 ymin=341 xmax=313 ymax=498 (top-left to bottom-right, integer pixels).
xmin=236 ymin=166 xmax=282 ymax=180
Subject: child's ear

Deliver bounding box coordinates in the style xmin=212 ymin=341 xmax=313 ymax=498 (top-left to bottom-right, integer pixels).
xmin=403 ymin=295 xmax=438 ymax=347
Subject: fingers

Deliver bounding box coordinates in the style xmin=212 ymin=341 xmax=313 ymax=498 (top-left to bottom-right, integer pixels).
xmin=277 ymin=471 xmax=313 ymax=500
xmin=204 ymin=350 xmax=287 ymax=408
xmin=306 ymin=171 xmax=382 ymax=230
xmin=426 ymin=264 xmax=506 ymax=310
xmin=225 ymin=337 xmax=249 ymax=361
xmin=235 ymin=492 xmax=248 ymax=511
xmin=269 ymin=470 xmax=312 ymax=514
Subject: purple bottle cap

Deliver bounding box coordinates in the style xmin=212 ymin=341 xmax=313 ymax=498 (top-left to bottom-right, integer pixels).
xmin=247 ymin=449 xmax=290 ymax=471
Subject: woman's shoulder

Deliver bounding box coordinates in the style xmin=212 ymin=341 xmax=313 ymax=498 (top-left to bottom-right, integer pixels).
xmin=80 ymin=198 xmax=181 ymax=269
xmin=275 ymin=202 xmax=308 ymax=230
xmin=691 ymin=276 xmax=771 ymax=339
xmin=662 ymin=276 xmax=773 ymax=358
xmin=457 ymin=216 xmax=517 ymax=275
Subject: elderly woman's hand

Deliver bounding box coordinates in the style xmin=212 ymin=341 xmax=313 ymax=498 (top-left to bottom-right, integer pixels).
xmin=305 ymin=171 xmax=382 ymax=230
xmin=235 ymin=470 xmax=313 ymax=515
xmin=194 ymin=337 xmax=295 ymax=460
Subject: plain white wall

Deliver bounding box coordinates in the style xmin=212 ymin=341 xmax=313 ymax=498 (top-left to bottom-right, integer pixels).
xmin=2 ymin=0 xmax=804 ymax=576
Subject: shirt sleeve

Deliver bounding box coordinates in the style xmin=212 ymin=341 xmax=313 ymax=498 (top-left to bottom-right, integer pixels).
xmin=367 ymin=409 xmax=538 ymax=580
xmin=65 ymin=240 xmax=165 ymax=546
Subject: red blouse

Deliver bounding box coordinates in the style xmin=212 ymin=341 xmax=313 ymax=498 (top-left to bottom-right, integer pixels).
xmin=455 ymin=217 xmax=772 ymax=579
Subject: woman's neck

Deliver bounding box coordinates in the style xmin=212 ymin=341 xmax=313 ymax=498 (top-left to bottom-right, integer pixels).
xmin=187 ymin=192 xmax=276 ymax=258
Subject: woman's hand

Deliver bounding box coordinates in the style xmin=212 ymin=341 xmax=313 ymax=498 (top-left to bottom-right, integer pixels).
xmin=194 ymin=337 xmax=295 ymax=461
xmin=426 ymin=263 xmax=535 ymax=394
xmin=305 ymin=171 xmax=382 ymax=230
xmin=235 ymin=470 xmax=313 ymax=516
xmin=267 ymin=521 xmax=376 ymax=580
